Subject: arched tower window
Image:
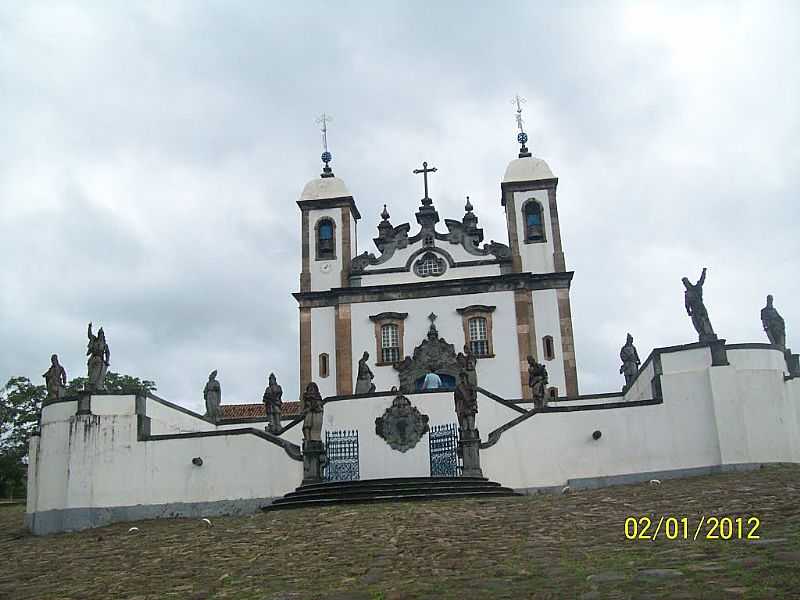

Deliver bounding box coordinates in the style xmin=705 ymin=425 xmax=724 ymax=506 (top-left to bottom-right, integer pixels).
xmin=543 ymin=335 xmax=555 ymax=361
xmin=319 ymin=353 xmax=329 ymax=378
xmin=315 ymin=218 xmax=336 ymax=260
xmin=548 ymin=386 xmax=558 ymax=400
xmin=523 ymin=200 xmax=545 ymax=243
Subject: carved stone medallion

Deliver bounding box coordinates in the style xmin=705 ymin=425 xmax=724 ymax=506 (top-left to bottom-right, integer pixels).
xmin=374 ymin=393 xmax=430 ymax=453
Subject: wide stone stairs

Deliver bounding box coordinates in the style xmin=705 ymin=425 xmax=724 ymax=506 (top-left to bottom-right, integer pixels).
xmin=264 ymin=476 xmax=520 ymax=511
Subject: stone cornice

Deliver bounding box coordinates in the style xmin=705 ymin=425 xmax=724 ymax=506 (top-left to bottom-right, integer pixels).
xmin=293 ymin=271 xmax=574 ymax=308
xmin=297 ymin=196 xmax=362 ymax=221
xmin=500 ymin=178 xmax=558 ymax=206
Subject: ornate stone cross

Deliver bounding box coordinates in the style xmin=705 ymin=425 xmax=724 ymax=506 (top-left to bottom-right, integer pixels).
xmin=413 ymin=161 xmax=438 ymax=205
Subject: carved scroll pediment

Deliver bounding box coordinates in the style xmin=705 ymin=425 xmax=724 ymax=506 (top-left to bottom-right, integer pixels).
xmin=394 ymin=329 xmax=461 ymax=393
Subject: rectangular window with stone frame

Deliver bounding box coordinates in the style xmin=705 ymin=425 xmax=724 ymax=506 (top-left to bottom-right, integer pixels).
xmin=457 ymin=305 xmax=495 ymax=358
xmin=369 ymin=312 xmax=408 ymax=366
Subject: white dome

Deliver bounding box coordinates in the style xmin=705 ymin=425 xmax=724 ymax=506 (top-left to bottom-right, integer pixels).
xmin=503 ymin=156 xmax=556 ymax=183
xmin=300 ymin=176 xmax=351 ymax=201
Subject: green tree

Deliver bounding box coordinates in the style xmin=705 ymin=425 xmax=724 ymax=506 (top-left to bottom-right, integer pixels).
xmin=65 ymin=372 xmax=157 ymax=395
xmin=0 ymin=377 xmax=45 ymax=499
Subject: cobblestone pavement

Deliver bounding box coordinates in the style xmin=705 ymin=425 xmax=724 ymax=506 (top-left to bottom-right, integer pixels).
xmin=1 ymin=465 xmax=798 ymax=600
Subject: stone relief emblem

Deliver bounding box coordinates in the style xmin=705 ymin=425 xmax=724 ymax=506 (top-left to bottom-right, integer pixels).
xmin=374 ymin=392 xmax=430 ymax=453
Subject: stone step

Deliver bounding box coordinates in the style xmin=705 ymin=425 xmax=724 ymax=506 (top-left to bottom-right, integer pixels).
xmin=286 ymin=478 xmax=500 ymax=497
xmin=295 ymin=475 xmax=488 ymax=491
xmin=265 ymin=489 xmax=519 ymax=511
xmin=278 ymin=483 xmax=512 ymax=503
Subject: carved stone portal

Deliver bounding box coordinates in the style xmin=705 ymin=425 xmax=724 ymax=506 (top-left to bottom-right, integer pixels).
xmin=394 ymin=317 xmax=460 ymax=393
xmin=374 ymin=393 xmax=430 ymax=453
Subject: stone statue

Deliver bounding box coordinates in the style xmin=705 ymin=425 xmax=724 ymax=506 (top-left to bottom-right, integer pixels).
xmin=527 ymin=355 xmax=548 ymax=410
xmin=454 ymin=371 xmax=478 ymax=433
xmin=761 ymin=295 xmax=786 ymax=350
xmin=301 ymin=382 xmax=324 ymax=442
xmin=462 ymin=344 xmax=478 ymax=388
xmin=619 ymin=333 xmax=641 ymax=389
xmin=42 ymin=354 xmax=67 ymax=402
xmin=203 ymin=370 xmax=221 ymax=421
xmin=86 ymin=322 xmax=110 ymax=391
xmin=682 ymin=268 xmax=716 ymax=342
xmin=262 ymin=372 xmax=283 ymax=433
xmin=355 ymin=351 xmax=376 ymax=394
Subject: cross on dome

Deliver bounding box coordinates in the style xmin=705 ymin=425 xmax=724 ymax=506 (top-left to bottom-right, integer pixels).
xmin=316 ymin=113 xmax=335 ymax=178
xmin=511 ymin=94 xmax=532 ymax=159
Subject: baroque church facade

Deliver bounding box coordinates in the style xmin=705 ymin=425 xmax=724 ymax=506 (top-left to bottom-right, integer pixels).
xmin=295 ymin=147 xmax=578 ymax=402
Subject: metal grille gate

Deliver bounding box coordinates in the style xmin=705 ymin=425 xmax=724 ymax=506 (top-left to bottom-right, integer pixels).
xmin=324 ymin=429 xmax=360 ymax=482
xmin=429 ymin=423 xmax=460 ymax=477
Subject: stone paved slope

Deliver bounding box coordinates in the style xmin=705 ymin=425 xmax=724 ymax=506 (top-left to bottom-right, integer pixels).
xmin=1 ymin=465 xmax=799 ymax=599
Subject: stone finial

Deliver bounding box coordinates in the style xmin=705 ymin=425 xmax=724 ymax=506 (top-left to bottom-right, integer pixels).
xmin=463 ymin=195 xmax=478 ymax=231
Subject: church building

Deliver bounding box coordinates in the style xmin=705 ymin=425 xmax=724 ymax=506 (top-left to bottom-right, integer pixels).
xmin=295 ymin=134 xmax=578 ymax=402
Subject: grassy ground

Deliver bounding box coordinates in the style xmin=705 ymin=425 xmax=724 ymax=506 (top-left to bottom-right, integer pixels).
xmin=1 ymin=465 xmax=798 ymax=600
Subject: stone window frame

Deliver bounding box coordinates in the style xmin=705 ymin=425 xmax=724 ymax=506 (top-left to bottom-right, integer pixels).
xmin=543 ymin=335 xmax=555 ymax=361
xmin=413 ymin=251 xmax=447 ymax=278
xmin=319 ymin=352 xmax=329 ymax=378
xmin=456 ymin=305 xmax=496 ymax=359
xmin=314 ymin=217 xmax=337 ymax=261
xmin=521 ymin=198 xmax=547 ymax=244
xmin=369 ymin=312 xmax=408 ymax=367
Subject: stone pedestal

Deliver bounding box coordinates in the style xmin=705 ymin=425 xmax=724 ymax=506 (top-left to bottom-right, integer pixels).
xmin=76 ymin=391 xmax=92 ymax=415
xmin=708 ymin=338 xmax=729 ymax=366
xmin=785 ymin=349 xmax=800 ymax=378
xmin=302 ymin=440 xmax=326 ymax=485
xmin=459 ymin=429 xmax=483 ymax=478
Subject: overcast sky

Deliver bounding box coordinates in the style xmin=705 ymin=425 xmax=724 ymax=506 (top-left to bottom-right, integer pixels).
xmin=2 ymin=1 xmax=798 ymax=411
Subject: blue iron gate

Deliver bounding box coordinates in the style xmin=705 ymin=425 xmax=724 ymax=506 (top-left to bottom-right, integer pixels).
xmin=429 ymin=423 xmax=460 ymax=477
xmin=324 ymin=429 xmax=360 ymax=482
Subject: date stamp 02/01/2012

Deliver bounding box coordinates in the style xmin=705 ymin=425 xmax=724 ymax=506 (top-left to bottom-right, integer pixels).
xmin=624 ymin=516 xmax=761 ymax=541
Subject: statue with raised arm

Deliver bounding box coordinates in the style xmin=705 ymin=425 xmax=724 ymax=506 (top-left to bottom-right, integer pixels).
xmin=453 ymin=371 xmax=478 ymax=433
xmin=262 ymin=372 xmax=283 ymax=433
xmin=619 ymin=333 xmax=641 ymax=390
xmin=86 ymin=322 xmax=110 ymax=391
xmin=527 ymin=355 xmax=548 ymax=410
xmin=203 ymin=370 xmax=221 ymax=421
xmin=355 ymin=351 xmax=376 ymax=394
xmin=42 ymin=354 xmax=67 ymax=402
xmin=682 ymin=268 xmax=716 ymax=342
xmin=761 ymin=295 xmax=786 ymax=350
xmin=301 ymin=382 xmax=324 ymax=442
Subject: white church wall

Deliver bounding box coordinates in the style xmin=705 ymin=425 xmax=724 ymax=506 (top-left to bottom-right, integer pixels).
xmin=141 ymin=396 xmax=216 ymax=435
xmin=624 ymin=361 xmax=655 ymax=402
xmin=512 ymin=189 xmax=555 ymax=274
xmin=349 ymin=291 xmax=522 ymax=399
xmin=309 ymin=208 xmax=344 ymax=292
xmin=532 ymin=289 xmax=566 ymax=394
xmin=311 ymin=306 xmax=337 ymax=398
xmin=356 ymin=262 xmax=502 ymax=287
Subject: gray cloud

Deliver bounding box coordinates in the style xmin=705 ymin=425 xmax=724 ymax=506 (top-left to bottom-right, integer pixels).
xmin=2 ymin=2 xmax=798 ymax=409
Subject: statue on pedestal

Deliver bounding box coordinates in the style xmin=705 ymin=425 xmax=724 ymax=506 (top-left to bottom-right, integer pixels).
xmin=203 ymin=370 xmax=221 ymax=421
xmin=355 ymin=351 xmax=376 ymax=394
xmin=301 ymin=382 xmax=324 ymax=442
xmin=454 ymin=371 xmax=478 ymax=433
xmin=462 ymin=344 xmax=478 ymax=388
xmin=619 ymin=333 xmax=641 ymax=390
xmin=262 ymin=372 xmax=283 ymax=433
xmin=527 ymin=355 xmax=548 ymax=410
xmin=682 ymin=268 xmax=716 ymax=342
xmin=86 ymin=322 xmax=110 ymax=391
xmin=42 ymin=354 xmax=67 ymax=402
xmin=761 ymin=294 xmax=786 ymax=350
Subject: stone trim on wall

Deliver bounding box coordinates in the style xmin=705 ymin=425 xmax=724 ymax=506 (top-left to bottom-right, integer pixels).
xmin=502 ymin=192 xmax=523 ymax=273
xmin=335 ymin=303 xmax=353 ymax=395
xmin=547 ymin=187 xmax=566 ymax=272
xmin=340 ymin=206 xmax=352 ymax=287
xmin=296 ymin=196 xmax=362 ymax=221
xmin=557 ymin=288 xmax=579 ymax=397
xmin=300 ymin=210 xmax=310 ymax=292
xmin=294 ymin=271 xmax=574 ymax=308
xmin=514 ymin=290 xmax=537 ymax=400
xmin=299 ymin=308 xmax=312 ymax=396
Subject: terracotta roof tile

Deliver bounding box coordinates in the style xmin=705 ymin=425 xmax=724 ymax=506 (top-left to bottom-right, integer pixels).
xmin=218 ymin=402 xmax=301 ymax=420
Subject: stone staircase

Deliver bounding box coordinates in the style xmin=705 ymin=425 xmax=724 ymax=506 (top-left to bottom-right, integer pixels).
xmin=264 ymin=476 xmax=520 ymax=511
